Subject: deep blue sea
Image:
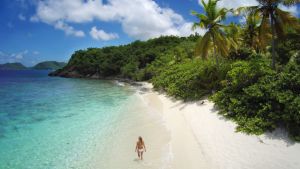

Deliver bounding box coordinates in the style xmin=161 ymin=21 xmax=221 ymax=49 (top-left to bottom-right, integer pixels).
xmin=0 ymin=70 xmax=170 ymax=169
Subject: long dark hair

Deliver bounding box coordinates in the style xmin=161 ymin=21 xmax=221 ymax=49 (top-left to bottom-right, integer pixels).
xmin=138 ymin=136 xmax=143 ymax=143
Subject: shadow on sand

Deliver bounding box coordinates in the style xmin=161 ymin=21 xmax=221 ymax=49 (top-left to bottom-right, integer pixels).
xmin=210 ymin=105 xmax=296 ymax=146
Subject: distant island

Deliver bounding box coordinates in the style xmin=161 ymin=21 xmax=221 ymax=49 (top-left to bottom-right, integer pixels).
xmin=0 ymin=61 xmax=66 ymax=70
xmin=32 ymin=61 xmax=66 ymax=70
xmin=0 ymin=62 xmax=27 ymax=70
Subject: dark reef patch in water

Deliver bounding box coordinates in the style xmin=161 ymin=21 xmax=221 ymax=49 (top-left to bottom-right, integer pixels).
xmin=61 ymin=113 xmax=76 ymax=119
xmin=29 ymin=116 xmax=47 ymax=123
xmin=0 ymin=127 xmax=6 ymax=139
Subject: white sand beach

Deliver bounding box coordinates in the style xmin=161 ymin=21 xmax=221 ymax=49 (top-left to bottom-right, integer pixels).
xmin=138 ymin=82 xmax=300 ymax=169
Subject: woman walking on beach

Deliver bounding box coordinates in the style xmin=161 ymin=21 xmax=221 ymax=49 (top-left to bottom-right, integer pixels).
xmin=135 ymin=136 xmax=146 ymax=160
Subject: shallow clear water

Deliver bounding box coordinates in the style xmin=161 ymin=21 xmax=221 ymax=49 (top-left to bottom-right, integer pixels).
xmin=0 ymin=70 xmax=170 ymax=169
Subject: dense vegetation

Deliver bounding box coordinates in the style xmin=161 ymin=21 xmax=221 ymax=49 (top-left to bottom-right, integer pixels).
xmin=33 ymin=61 xmax=66 ymax=70
xmin=211 ymin=55 xmax=300 ymax=140
xmin=0 ymin=63 xmax=27 ymax=70
xmin=0 ymin=61 xmax=66 ymax=70
xmin=52 ymin=0 xmax=300 ymax=140
xmin=50 ymin=35 xmax=199 ymax=79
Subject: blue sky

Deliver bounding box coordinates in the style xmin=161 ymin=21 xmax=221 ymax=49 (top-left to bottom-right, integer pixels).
xmin=0 ymin=0 xmax=299 ymax=66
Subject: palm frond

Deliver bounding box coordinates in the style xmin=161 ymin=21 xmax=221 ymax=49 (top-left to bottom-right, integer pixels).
xmin=214 ymin=8 xmax=229 ymax=23
xmin=259 ymin=12 xmax=271 ymax=49
xmin=275 ymin=8 xmax=300 ymax=32
xmin=195 ymin=32 xmax=212 ymax=59
xmin=213 ymin=30 xmax=230 ymax=57
xmin=235 ymin=6 xmax=259 ymax=16
xmin=282 ymin=0 xmax=300 ymax=6
xmin=192 ymin=23 xmax=201 ymax=30
xmin=201 ymin=0 xmax=208 ymax=10
xmin=192 ymin=0 xmax=231 ymax=63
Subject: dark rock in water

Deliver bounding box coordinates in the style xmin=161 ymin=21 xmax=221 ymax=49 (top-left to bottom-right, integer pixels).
xmin=48 ymin=70 xmax=60 ymax=76
xmin=48 ymin=66 xmax=84 ymax=78
xmin=87 ymin=73 xmax=102 ymax=79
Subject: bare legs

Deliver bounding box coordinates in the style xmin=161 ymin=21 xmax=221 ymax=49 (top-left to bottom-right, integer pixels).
xmin=137 ymin=151 xmax=143 ymax=160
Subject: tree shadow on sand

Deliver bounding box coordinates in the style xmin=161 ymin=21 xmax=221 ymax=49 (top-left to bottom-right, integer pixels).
xmin=264 ymin=129 xmax=295 ymax=147
xmin=170 ymin=98 xmax=208 ymax=111
xmin=211 ymin=105 xmax=296 ymax=146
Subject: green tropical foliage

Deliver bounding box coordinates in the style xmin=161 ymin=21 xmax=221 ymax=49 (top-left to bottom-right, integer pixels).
xmin=51 ymin=0 xmax=300 ymax=141
xmin=240 ymin=9 xmax=264 ymax=51
xmin=0 ymin=63 xmax=27 ymax=70
xmin=32 ymin=61 xmax=66 ymax=70
xmin=212 ymin=54 xmax=300 ymax=140
xmin=51 ymin=35 xmax=200 ymax=80
xmin=151 ymin=58 xmax=231 ymax=100
xmin=191 ymin=0 xmax=233 ymax=65
xmin=237 ymin=0 xmax=300 ymax=69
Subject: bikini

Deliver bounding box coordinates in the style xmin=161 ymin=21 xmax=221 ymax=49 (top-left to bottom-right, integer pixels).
xmin=138 ymin=148 xmax=144 ymax=153
xmin=137 ymin=142 xmax=144 ymax=153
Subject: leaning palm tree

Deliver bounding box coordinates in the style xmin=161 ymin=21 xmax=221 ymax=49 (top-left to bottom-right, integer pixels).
xmin=237 ymin=0 xmax=300 ymax=69
xmin=191 ymin=0 xmax=232 ymax=66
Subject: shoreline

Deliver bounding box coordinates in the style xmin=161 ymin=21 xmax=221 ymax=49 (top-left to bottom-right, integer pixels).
xmin=136 ymin=82 xmax=300 ymax=169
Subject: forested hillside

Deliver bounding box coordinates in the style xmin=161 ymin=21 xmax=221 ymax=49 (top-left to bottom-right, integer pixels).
xmin=50 ymin=0 xmax=300 ymax=141
xmin=49 ymin=35 xmax=199 ymax=80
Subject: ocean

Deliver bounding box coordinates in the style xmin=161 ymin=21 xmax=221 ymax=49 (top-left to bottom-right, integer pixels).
xmin=0 ymin=70 xmax=171 ymax=169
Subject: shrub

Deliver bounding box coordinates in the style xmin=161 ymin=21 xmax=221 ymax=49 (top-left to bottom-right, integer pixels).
xmin=212 ymin=55 xmax=300 ymax=140
xmin=228 ymin=47 xmax=254 ymax=60
xmin=121 ymin=62 xmax=138 ymax=78
xmin=152 ymin=59 xmax=230 ymax=100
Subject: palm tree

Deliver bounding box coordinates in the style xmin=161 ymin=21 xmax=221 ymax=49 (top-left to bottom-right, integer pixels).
xmin=224 ymin=22 xmax=242 ymax=50
xmin=237 ymin=0 xmax=300 ymax=69
xmin=241 ymin=9 xmax=265 ymax=52
xmin=191 ymin=0 xmax=231 ymax=66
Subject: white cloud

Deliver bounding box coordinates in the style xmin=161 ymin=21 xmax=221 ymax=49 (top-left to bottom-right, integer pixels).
xmin=54 ymin=21 xmax=85 ymax=37
xmin=279 ymin=5 xmax=299 ymax=16
xmin=30 ymin=0 xmax=204 ymax=40
xmin=216 ymin=0 xmax=258 ymax=9
xmin=18 ymin=14 xmax=26 ymax=21
xmin=198 ymin=0 xmax=258 ymax=9
xmin=13 ymin=50 xmax=28 ymax=60
xmin=177 ymin=22 xmax=206 ymax=37
xmin=0 ymin=50 xmax=40 ymax=65
xmin=15 ymin=54 xmax=24 ymax=60
xmin=30 ymin=15 xmax=39 ymax=22
xmin=33 ymin=51 xmax=40 ymax=55
xmin=90 ymin=27 xmax=118 ymax=41
xmin=0 ymin=50 xmax=30 ymax=63
xmin=198 ymin=0 xmax=299 ymax=22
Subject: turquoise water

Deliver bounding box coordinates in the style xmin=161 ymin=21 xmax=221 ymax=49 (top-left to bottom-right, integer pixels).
xmin=0 ymin=70 xmax=170 ymax=169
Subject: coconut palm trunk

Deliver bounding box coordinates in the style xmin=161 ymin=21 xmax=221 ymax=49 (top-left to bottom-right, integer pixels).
xmin=212 ymin=35 xmax=219 ymax=67
xmin=270 ymin=13 xmax=276 ymax=69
